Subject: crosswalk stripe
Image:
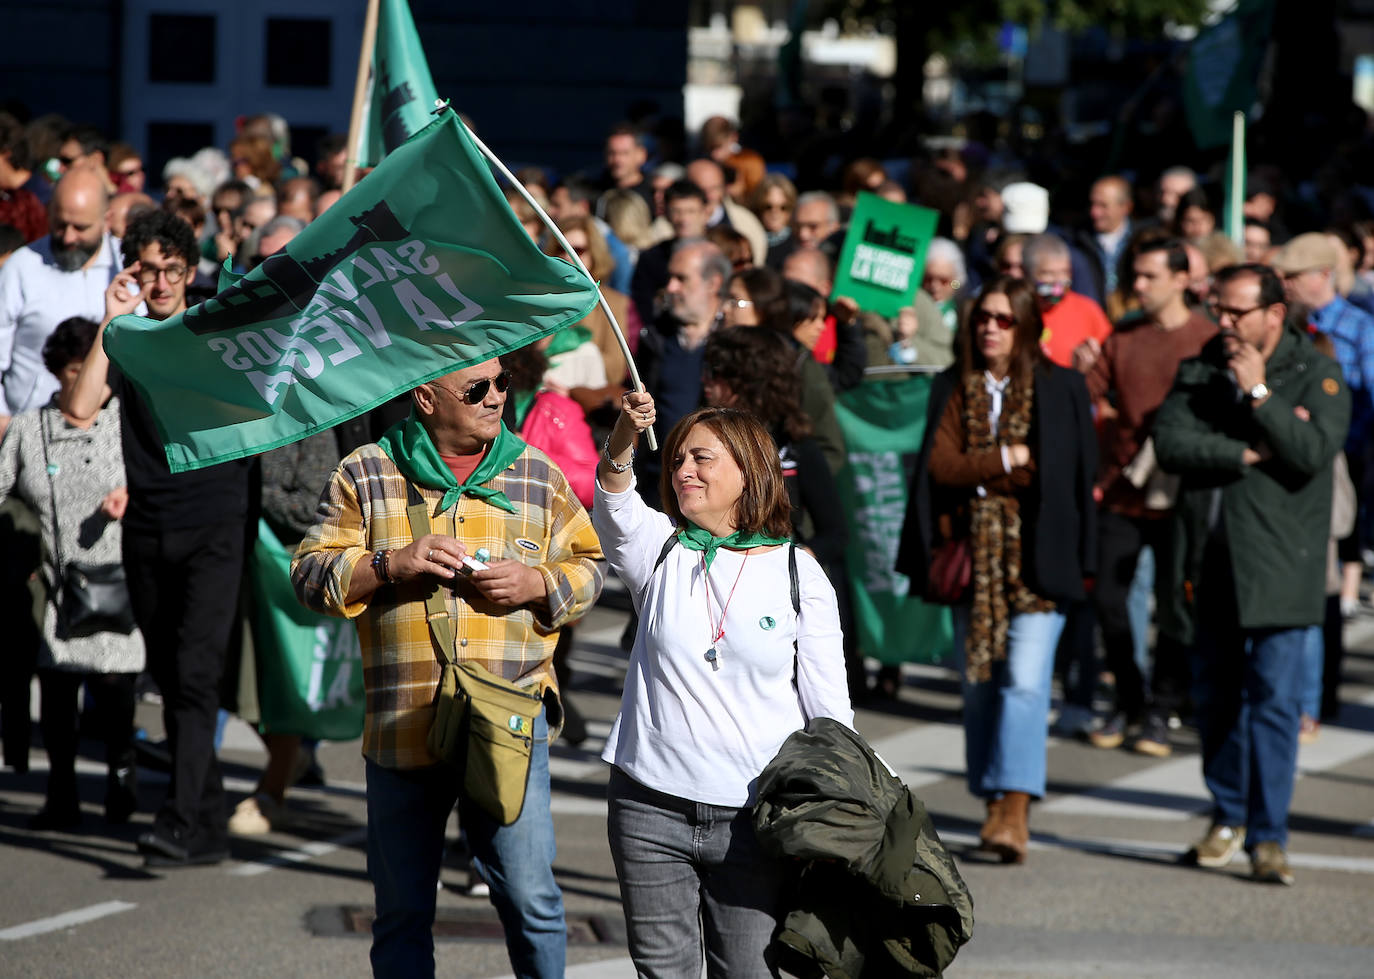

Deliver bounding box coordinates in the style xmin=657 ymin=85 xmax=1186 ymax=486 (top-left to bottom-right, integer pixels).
xmin=0 ymin=901 xmax=137 ymax=941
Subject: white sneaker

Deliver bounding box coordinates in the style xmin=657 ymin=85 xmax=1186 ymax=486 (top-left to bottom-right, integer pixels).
xmin=229 ymin=793 xmax=281 ymax=835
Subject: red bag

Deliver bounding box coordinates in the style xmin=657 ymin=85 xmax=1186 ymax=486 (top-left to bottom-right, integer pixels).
xmin=926 ymin=538 xmax=971 ymax=605
xmin=520 ymin=389 xmax=598 ymax=509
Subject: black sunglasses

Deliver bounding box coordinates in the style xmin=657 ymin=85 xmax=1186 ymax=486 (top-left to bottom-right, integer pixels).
xmin=453 ymin=369 xmax=512 ymax=404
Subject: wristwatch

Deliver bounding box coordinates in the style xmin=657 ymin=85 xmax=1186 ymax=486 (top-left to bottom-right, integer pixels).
xmin=1247 ymin=382 xmax=1270 ymax=401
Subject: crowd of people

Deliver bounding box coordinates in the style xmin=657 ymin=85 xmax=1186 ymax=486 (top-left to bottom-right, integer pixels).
xmin=0 ymin=98 xmax=1367 ymax=976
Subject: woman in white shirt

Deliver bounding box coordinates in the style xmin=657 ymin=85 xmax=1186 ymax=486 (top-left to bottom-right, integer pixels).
xmin=595 ymin=392 xmax=852 ymax=978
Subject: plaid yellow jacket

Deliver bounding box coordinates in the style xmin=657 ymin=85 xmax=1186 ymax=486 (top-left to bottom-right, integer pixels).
xmin=290 ymin=442 xmax=604 ymax=769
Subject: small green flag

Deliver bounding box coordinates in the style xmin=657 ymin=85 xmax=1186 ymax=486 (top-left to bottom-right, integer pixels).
xmin=834 ymin=374 xmax=953 ymax=666
xmin=357 ymin=0 xmax=440 ymax=167
xmin=1183 ymin=0 xmax=1276 ymax=150
xmin=103 ymin=111 xmax=599 ymax=473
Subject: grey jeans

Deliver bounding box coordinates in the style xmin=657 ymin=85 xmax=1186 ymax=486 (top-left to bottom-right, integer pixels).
xmin=606 ymin=767 xmax=783 ymax=979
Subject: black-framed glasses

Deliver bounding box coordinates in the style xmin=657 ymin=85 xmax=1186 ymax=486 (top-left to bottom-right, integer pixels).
xmin=1210 ymin=302 xmax=1265 ymax=323
xmin=436 ymin=369 xmax=512 ymax=405
xmin=971 ymin=309 xmax=1016 ymax=330
xmin=136 ymin=264 xmax=188 ymax=286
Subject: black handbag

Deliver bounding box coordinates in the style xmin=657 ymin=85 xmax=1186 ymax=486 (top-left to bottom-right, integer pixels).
xmin=40 ymin=411 xmax=136 ymax=640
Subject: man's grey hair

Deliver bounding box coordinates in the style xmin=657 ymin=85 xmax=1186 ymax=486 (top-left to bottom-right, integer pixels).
xmin=1022 ymin=233 xmax=1070 ymax=276
xmin=673 ymin=237 xmax=732 ymax=298
xmin=259 ymin=215 xmax=307 ymax=239
xmin=796 ymin=190 xmax=840 ymax=225
xmin=652 ymin=162 xmax=686 ymax=182
xmin=1159 ymin=165 xmax=1196 ymax=186
xmin=925 ymin=237 xmax=967 ymax=282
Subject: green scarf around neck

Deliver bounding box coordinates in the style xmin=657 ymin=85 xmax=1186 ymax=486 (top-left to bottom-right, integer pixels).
xmin=677 ymin=520 xmax=791 ymax=572
xmin=545 ymin=325 xmax=592 ymax=360
xmin=377 ymin=409 xmax=526 ymax=513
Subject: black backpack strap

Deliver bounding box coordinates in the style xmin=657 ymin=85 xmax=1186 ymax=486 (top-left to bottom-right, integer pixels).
xmin=651 ymin=532 xmax=678 ymax=575
xmin=788 ymin=542 xmax=799 ymax=615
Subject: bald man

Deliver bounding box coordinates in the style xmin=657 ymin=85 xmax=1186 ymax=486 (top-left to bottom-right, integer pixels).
xmin=0 ymin=167 xmax=123 ymax=433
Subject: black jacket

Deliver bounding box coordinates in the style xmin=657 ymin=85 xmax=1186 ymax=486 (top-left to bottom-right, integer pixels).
xmin=754 ymin=718 xmax=975 ymax=978
xmin=895 ymin=362 xmax=1098 ymax=602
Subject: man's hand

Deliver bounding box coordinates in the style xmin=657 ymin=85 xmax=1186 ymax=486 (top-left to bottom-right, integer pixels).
xmin=1008 ymin=444 xmax=1031 ymax=467
xmin=832 ymin=295 xmax=859 ymax=323
xmin=1241 ymin=443 xmax=1273 ymax=466
xmin=104 ymin=265 xmax=143 ymax=323
xmin=470 ymin=559 xmax=546 ymax=607
xmin=1072 ymin=337 xmax=1101 ymax=374
xmin=1293 ymin=405 xmax=1311 ymax=422
xmin=100 ymin=487 xmax=128 ymax=520
xmin=390 ymin=533 xmax=468 ymax=581
xmin=1227 ymin=340 xmax=1266 ymax=396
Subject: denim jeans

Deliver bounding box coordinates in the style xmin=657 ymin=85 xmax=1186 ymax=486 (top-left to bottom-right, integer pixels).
xmin=953 ymin=607 xmax=1067 ymax=799
xmin=1190 ymin=625 xmax=1305 ymax=847
xmin=607 ymin=767 xmax=783 ymax=979
xmin=365 ymin=709 xmax=564 ymax=979
xmin=1300 ymin=624 xmax=1324 ymax=720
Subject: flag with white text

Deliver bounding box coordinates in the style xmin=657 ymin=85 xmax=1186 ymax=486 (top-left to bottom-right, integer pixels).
xmin=104 ymin=111 xmax=599 ymax=473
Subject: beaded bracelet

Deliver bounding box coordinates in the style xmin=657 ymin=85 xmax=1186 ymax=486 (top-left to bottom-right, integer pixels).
xmin=371 ymin=548 xmax=395 ymax=584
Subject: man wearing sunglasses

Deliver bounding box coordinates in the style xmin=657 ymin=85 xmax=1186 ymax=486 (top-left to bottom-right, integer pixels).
xmin=292 ymin=355 xmax=605 ymax=978
xmin=1155 ymin=263 xmax=1349 ymax=886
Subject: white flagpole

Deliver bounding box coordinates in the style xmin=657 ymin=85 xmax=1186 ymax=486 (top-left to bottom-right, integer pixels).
xmin=455 ymin=107 xmax=657 ymax=450
xmin=1229 ymin=111 xmax=1245 ymax=248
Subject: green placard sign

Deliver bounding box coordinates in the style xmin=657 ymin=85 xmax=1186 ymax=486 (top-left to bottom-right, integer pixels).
xmin=832 ymin=192 xmax=939 ymax=317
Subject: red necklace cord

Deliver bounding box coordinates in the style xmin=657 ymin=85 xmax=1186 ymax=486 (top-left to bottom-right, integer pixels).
xmin=703 ymin=548 xmax=751 ymax=645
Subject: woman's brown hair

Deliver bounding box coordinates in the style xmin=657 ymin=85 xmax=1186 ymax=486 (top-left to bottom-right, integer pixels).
xmin=956 ymin=276 xmax=1047 ymax=390
xmin=658 ymin=407 xmax=793 ymax=539
xmin=702 ymin=328 xmax=812 ymax=443
xmin=551 ymin=213 xmax=615 ymax=281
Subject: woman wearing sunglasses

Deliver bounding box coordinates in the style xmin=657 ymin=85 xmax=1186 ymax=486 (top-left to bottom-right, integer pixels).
xmin=897 ymin=276 xmax=1097 ymax=864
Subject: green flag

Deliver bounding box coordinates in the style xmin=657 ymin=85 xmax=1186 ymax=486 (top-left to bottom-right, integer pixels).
xmin=357 ymin=0 xmax=440 ymax=167
xmin=834 ymin=374 xmax=953 ymax=666
xmin=104 ymin=111 xmax=599 ymax=473
xmin=1183 ymin=0 xmax=1276 ymax=150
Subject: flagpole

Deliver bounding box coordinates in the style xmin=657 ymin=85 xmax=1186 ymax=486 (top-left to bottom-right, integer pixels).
xmin=458 ymin=114 xmax=658 ymax=450
xmin=342 ymin=0 xmax=381 ymax=195
xmin=1228 ymin=110 xmax=1245 ymax=248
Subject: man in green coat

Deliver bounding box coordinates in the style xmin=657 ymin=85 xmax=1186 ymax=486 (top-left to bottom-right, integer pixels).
xmin=1154 ymin=263 xmax=1350 ymax=887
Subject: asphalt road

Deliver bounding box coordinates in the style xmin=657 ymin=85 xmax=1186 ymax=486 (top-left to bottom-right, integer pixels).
xmin=3 ymin=589 xmax=1373 ymax=979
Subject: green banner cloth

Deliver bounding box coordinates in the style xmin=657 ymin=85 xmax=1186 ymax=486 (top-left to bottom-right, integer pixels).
xmin=831 ymin=192 xmax=940 ymax=318
xmin=103 ymin=111 xmax=599 ymax=473
xmin=834 ymin=374 xmax=953 ymax=666
xmin=358 ymin=0 xmax=440 ymax=167
xmin=249 ymin=519 xmax=365 ymax=740
xmin=1183 ymin=0 xmax=1276 ymax=150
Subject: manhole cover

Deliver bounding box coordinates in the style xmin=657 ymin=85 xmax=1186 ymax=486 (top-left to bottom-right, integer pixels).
xmin=307 ymin=906 xmax=619 ymax=945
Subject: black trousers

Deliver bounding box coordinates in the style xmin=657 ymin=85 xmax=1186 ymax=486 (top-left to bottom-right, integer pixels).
xmin=1091 ymin=509 xmax=1189 ymax=722
xmin=1 ymin=496 xmax=43 ymax=771
xmin=124 ymin=518 xmax=246 ymax=842
xmin=38 ymin=670 xmax=136 ymax=808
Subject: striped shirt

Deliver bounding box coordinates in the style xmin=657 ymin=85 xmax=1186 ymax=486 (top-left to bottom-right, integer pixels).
xmin=291 ymin=442 xmax=605 ymax=769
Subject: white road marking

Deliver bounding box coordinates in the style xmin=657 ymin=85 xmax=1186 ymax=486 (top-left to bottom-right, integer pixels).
xmin=0 ymin=901 xmax=137 ymax=941
xmin=229 ymin=828 xmax=369 ymax=877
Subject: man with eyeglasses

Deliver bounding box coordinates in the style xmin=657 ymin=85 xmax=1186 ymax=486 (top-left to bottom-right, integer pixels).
xmin=1155 ymin=263 xmax=1349 ymax=886
xmin=291 ymin=354 xmax=604 ymax=978
xmin=64 ymin=209 xmax=254 ymax=868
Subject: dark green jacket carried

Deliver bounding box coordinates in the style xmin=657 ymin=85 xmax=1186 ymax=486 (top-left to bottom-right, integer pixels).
xmin=1153 ymin=323 xmax=1350 ymax=635
xmin=753 ymin=718 xmax=974 ymax=978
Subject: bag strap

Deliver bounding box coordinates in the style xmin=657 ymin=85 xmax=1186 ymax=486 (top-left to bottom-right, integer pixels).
xmin=404 ymin=480 xmax=456 ymax=668
xmin=38 ymin=410 xmax=64 ymax=584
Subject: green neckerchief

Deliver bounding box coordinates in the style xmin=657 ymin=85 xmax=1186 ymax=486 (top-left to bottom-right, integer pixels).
xmin=677 ymin=521 xmax=791 ymax=572
xmin=376 ymin=409 xmax=526 ymax=513
xmin=545 ymin=325 xmax=592 ymax=360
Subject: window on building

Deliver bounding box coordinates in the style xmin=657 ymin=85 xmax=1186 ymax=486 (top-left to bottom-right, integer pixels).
xmin=147 ymin=14 xmax=217 ymax=84
xmin=265 ymin=18 xmax=332 ymax=88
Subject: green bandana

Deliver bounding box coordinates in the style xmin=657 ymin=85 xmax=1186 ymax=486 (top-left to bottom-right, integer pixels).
xmin=377 ymin=410 xmax=526 ymax=513
xmin=676 ymin=521 xmax=791 ymax=572
xmin=545 ymin=325 xmax=592 ymax=360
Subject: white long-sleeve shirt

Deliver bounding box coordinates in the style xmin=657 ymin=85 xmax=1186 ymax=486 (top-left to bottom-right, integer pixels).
xmin=594 ymin=477 xmax=854 ymax=807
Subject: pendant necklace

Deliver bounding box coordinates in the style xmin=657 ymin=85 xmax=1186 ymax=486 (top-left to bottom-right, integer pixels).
xmin=703 ymin=548 xmax=751 ymax=672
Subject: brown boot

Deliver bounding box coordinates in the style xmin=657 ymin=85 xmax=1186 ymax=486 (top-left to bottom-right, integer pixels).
xmin=978 ymin=796 xmax=1005 ymax=849
xmin=984 ymin=791 xmax=1030 ymax=864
